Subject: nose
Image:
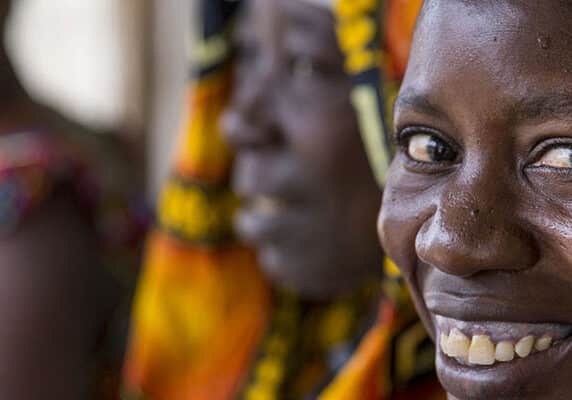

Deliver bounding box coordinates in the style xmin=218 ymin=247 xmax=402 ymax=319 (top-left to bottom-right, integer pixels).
xmin=416 ymin=170 xmax=539 ymax=278
xmin=221 ymin=65 xmax=280 ymax=150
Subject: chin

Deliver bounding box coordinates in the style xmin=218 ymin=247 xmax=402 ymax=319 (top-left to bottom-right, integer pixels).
xmin=256 ymin=246 xmax=356 ymax=300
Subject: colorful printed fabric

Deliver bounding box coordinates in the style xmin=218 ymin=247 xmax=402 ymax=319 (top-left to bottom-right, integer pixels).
xmin=122 ymin=0 xmax=443 ymax=399
xmin=122 ymin=3 xmax=273 ymax=397
xmin=0 ymin=132 xmax=67 ymax=233
xmin=334 ymin=0 xmax=423 ymax=186
xmin=0 ymin=129 xmax=147 ymax=255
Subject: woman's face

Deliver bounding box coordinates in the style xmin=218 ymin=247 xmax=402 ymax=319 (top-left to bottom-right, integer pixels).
xmin=223 ymin=0 xmax=381 ymax=299
xmin=380 ymin=1 xmax=572 ymax=398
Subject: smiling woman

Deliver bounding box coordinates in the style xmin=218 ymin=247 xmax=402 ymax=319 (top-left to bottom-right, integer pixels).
xmin=379 ymin=0 xmax=572 ymax=398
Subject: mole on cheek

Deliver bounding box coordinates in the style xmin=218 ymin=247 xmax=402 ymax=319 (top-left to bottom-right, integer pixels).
xmin=537 ymin=34 xmax=551 ymax=50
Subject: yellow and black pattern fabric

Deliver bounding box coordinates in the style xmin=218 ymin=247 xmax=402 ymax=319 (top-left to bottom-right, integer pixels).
xmin=334 ymin=0 xmax=422 ymax=187
xmin=122 ymin=2 xmax=273 ymax=399
xmin=335 ymin=0 xmax=392 ymax=187
xmin=335 ymin=0 xmax=437 ymax=388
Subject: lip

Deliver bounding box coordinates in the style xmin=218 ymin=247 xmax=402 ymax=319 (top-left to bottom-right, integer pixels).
xmin=232 ymin=152 xmax=309 ymax=204
xmin=234 ymin=193 xmax=312 ymax=246
xmin=235 ymin=196 xmax=287 ymax=239
xmin=231 ymin=153 xmax=318 ymax=245
xmin=423 ymin=282 xmax=572 ymax=397
xmin=424 ymin=292 xmax=561 ymax=324
xmin=436 ymin=331 xmax=572 ymax=398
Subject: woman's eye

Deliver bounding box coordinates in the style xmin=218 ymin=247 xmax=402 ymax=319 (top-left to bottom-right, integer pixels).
xmin=406 ymin=133 xmax=457 ymax=163
xmin=289 ymin=55 xmax=319 ymax=79
xmin=288 ymin=54 xmax=335 ymax=80
xmin=533 ymin=145 xmax=572 ymax=169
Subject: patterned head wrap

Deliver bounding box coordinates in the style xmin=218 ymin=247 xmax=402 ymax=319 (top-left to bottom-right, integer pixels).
xmin=122 ymin=1 xmax=443 ymax=399
xmin=335 ymin=0 xmax=422 ymax=186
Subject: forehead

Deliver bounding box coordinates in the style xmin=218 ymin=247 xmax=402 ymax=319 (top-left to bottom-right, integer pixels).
xmin=400 ymin=0 xmax=572 ymax=114
xmin=237 ymin=0 xmax=334 ymax=42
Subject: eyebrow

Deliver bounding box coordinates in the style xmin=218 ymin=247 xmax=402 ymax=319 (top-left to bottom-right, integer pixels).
xmin=283 ymin=4 xmax=333 ymax=42
xmin=395 ymin=91 xmax=572 ymax=124
xmin=394 ymin=91 xmax=448 ymax=120
xmin=512 ymin=94 xmax=572 ymax=123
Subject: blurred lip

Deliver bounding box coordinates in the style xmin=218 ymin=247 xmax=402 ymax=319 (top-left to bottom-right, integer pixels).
xmin=231 ymin=153 xmax=314 ymax=243
xmin=235 ymin=193 xmax=301 ymax=244
xmin=242 ymin=194 xmax=289 ymax=216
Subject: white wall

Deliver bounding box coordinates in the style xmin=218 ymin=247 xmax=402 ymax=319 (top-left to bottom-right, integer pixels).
xmin=5 ymin=0 xmax=189 ymax=199
xmin=6 ymin=0 xmax=147 ymax=131
xmin=147 ymin=0 xmax=189 ymax=197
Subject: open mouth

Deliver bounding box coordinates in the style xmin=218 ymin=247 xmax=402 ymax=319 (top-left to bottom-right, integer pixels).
xmin=245 ymin=195 xmax=287 ymax=216
xmin=435 ymin=315 xmax=572 ymax=367
xmin=235 ymin=194 xmax=297 ymax=244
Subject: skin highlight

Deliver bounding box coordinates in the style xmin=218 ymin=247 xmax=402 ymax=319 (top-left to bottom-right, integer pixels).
xmin=223 ymin=0 xmax=382 ymax=299
xmin=380 ymin=1 xmax=572 ymax=399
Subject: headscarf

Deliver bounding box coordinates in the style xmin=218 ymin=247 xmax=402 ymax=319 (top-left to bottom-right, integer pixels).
xmin=122 ymin=0 xmax=443 ymax=399
xmin=122 ymin=3 xmax=272 ymax=399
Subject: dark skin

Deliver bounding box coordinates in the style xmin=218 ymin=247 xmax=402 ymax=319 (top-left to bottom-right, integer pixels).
xmin=0 ymin=2 xmax=120 ymax=398
xmin=223 ymin=0 xmax=382 ymax=299
xmin=380 ymin=1 xmax=572 ymax=399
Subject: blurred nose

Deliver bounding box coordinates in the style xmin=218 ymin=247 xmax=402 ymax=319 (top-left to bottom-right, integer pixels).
xmin=221 ymin=62 xmax=280 ymax=150
xmin=416 ymin=164 xmax=538 ymax=278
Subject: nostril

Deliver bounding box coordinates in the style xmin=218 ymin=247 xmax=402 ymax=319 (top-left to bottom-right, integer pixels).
xmin=219 ymin=110 xmax=251 ymax=148
xmin=416 ymin=210 xmax=539 ymax=277
xmin=219 ymin=108 xmax=281 ymax=150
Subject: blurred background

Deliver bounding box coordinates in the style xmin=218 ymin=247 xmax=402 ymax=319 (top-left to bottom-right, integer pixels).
xmin=7 ymin=0 xmax=190 ymax=198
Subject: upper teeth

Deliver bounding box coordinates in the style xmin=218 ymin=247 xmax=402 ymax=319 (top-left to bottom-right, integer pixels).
xmin=251 ymin=196 xmax=284 ymax=214
xmin=440 ymin=330 xmax=555 ymax=366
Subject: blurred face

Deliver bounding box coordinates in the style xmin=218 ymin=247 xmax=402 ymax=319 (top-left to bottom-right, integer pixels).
xmin=380 ymin=1 xmax=572 ymax=398
xmin=223 ymin=0 xmax=381 ymax=299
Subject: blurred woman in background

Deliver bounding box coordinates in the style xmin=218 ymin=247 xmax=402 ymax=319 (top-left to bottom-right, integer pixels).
xmin=0 ymin=1 xmax=145 ymax=398
xmin=122 ymin=0 xmax=441 ymax=399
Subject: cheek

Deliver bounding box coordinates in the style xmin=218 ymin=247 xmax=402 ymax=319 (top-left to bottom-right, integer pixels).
xmin=378 ymin=189 xmax=418 ymax=280
xmin=378 ymin=166 xmax=437 ymax=278
xmin=282 ymin=105 xmax=362 ymax=180
xmin=379 ymin=181 xmax=438 ymax=337
xmin=533 ymin=206 xmax=572 ymax=274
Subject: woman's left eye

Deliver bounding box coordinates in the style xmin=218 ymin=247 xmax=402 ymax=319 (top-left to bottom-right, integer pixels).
xmin=288 ymin=55 xmax=334 ymax=80
xmin=289 ymin=55 xmax=318 ymax=78
xmin=405 ymin=132 xmax=457 ymax=163
xmin=533 ymin=146 xmax=572 ymax=169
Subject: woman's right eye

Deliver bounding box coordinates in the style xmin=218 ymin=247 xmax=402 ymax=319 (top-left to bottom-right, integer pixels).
xmin=406 ymin=132 xmax=457 ymax=163
xmin=286 ymin=55 xmax=314 ymax=79
xmin=532 ymin=145 xmax=572 ymax=169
